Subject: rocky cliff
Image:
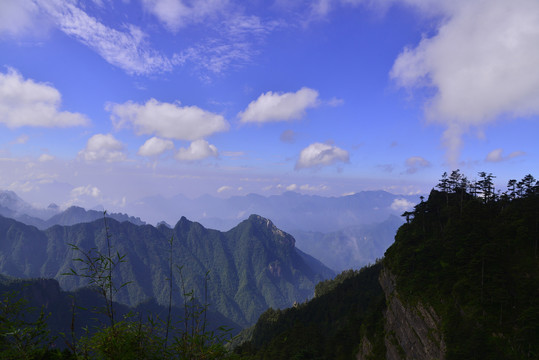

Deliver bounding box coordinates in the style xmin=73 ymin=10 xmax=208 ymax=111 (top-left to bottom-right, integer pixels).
xmin=378 ymin=267 xmax=446 ymax=360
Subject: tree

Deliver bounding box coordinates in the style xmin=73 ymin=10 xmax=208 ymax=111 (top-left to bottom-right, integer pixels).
xmin=506 ymin=179 xmax=517 ymax=200
xmin=477 ymin=172 xmax=496 ymax=203
xmin=518 ymin=174 xmax=536 ymax=197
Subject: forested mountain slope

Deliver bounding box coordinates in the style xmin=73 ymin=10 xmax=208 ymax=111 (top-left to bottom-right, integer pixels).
xmin=0 ymin=214 xmax=333 ymax=328
xmin=0 ymin=274 xmax=239 ymax=348
xmin=236 ymin=172 xmax=539 ymax=359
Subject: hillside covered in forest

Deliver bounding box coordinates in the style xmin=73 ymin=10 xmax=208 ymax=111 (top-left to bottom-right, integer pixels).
xmin=236 ymin=171 xmax=539 ymax=359
xmin=0 ymin=213 xmax=333 ymax=329
xmin=1 ymin=171 xmax=537 ymax=359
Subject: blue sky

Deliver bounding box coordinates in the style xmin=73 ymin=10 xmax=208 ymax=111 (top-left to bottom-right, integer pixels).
xmin=0 ymin=0 xmax=537 ymax=213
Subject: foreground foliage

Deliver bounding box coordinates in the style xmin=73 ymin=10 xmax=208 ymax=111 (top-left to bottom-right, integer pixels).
xmin=0 ymin=213 xmax=242 ymax=359
xmin=235 ymin=263 xmax=386 ymax=359
xmin=236 ymin=171 xmax=539 ymax=359
xmin=386 ymin=171 xmax=539 ymax=359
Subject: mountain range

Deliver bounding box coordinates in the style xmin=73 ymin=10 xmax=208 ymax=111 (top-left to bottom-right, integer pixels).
xmin=0 ymin=213 xmax=333 ymax=328
xmin=236 ymin=176 xmax=539 ymax=359
xmin=0 ymin=189 xmax=416 ymax=271
xmin=0 ymin=190 xmax=145 ymax=230
xmin=130 ymin=190 xmax=416 ymax=233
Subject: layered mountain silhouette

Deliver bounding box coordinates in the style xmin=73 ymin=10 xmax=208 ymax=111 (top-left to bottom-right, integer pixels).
xmin=293 ymin=214 xmax=403 ymax=271
xmin=236 ymin=176 xmax=539 ymax=359
xmin=0 ymin=214 xmax=333 ymax=327
xmin=131 ymin=190 xmax=416 ymax=233
xmin=0 ymin=189 xmax=415 ymax=272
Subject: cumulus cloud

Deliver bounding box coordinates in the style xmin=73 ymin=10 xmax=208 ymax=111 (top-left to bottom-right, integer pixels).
xmin=286 ymin=184 xmax=298 ymax=191
xmin=239 ymin=87 xmax=319 ymax=123
xmin=485 ymin=148 xmax=526 ymax=162
xmin=0 ymin=68 xmax=89 ymax=128
xmin=299 ymin=184 xmax=329 ymax=192
xmin=108 ymin=98 xmax=229 ymax=141
xmin=78 ymin=134 xmax=127 ymax=163
xmin=175 ymin=139 xmax=218 ymax=161
xmin=141 ymin=0 xmax=228 ymax=32
xmin=295 ymin=142 xmax=349 ymax=170
xmin=217 ymin=185 xmax=232 ymax=193
xmin=138 ymin=137 xmax=174 ymax=157
xmin=38 ymin=154 xmax=54 ymax=162
xmin=390 ymin=198 xmax=415 ymax=212
xmin=71 ymin=185 xmax=101 ymax=198
xmin=390 ymin=0 xmax=539 ymax=165
xmin=405 ymin=156 xmax=430 ymax=174
xmin=0 ymin=0 xmax=41 ymax=37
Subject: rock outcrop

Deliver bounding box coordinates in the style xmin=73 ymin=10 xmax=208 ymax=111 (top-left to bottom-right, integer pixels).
xmin=356 ymin=335 xmax=373 ymax=360
xmin=379 ymin=267 xmax=446 ymax=360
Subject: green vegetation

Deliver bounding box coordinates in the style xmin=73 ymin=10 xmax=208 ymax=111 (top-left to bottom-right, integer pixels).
xmin=235 ymin=263 xmax=386 ymax=359
xmin=3 ymin=171 xmax=537 ymax=359
xmin=0 ymin=214 xmax=333 ymax=328
xmin=0 ymin=213 xmax=241 ymax=359
xmin=235 ymin=171 xmax=538 ymax=359
xmin=385 ymin=171 xmax=539 ymax=359
xmin=0 ymin=289 xmax=56 ymax=359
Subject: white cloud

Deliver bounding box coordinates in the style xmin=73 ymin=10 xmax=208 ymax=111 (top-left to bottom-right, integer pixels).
xmin=108 ymin=98 xmax=229 ymax=141
xmin=217 ymin=185 xmax=232 ymax=193
xmin=295 ymin=142 xmax=349 ymax=170
xmin=299 ymin=184 xmax=328 ymax=192
xmin=286 ymin=184 xmax=298 ymax=191
xmin=175 ymin=139 xmax=218 ymax=161
xmin=38 ymin=154 xmax=55 ymax=162
xmin=405 ymin=156 xmax=430 ymax=174
xmin=485 ymin=148 xmax=526 ymax=162
xmin=238 ymin=87 xmax=320 ymax=123
xmin=174 ymin=14 xmax=278 ymax=76
xmin=138 ymin=137 xmax=174 ymax=157
xmin=2 ymin=1 xmax=275 ymax=77
xmin=38 ymin=0 xmax=173 ymax=75
xmin=78 ymin=134 xmax=127 ymax=163
xmin=390 ymin=198 xmax=415 ymax=212
xmin=390 ymin=0 xmax=539 ymax=165
xmin=0 ymin=68 xmax=89 ymax=128
xmin=0 ymin=0 xmax=41 ymax=37
xmin=141 ymin=0 xmax=229 ymax=32
xmin=71 ymin=185 xmax=101 ymax=198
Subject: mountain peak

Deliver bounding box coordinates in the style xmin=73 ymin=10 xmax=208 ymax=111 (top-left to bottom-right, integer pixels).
xmin=0 ymin=190 xmax=27 ymax=211
xmin=247 ymin=214 xmax=295 ymax=248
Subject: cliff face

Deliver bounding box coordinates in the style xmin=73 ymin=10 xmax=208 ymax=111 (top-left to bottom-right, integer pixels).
xmin=378 ymin=267 xmax=446 ymax=360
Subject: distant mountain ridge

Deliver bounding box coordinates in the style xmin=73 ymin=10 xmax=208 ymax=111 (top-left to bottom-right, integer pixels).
xmin=130 ymin=190 xmax=417 ymax=232
xmin=44 ymin=206 xmax=145 ymax=228
xmin=129 ymin=190 xmax=416 ymax=271
xmin=0 ymin=189 xmax=145 ymax=229
xmin=236 ymin=175 xmax=539 ymax=359
xmin=292 ymin=215 xmax=403 ymax=271
xmin=0 ymin=188 xmax=416 ymax=272
xmin=0 ymin=190 xmax=59 ymax=221
xmin=0 ymin=213 xmax=333 ymax=327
